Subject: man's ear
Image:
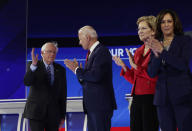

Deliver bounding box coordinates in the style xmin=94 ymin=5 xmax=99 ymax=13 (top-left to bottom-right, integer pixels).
xmin=86 ymin=34 xmax=91 ymax=42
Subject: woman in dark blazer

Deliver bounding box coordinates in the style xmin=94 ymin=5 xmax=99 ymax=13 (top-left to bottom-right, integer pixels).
xmin=113 ymin=16 xmax=159 ymax=131
xmin=147 ymin=9 xmax=192 ymax=131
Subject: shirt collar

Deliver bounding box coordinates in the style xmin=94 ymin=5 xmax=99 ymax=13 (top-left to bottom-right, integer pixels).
xmin=43 ymin=60 xmax=53 ymax=69
xmin=89 ymin=41 xmax=99 ymax=53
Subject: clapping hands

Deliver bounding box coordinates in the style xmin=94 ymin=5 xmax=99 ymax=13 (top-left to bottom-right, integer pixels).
xmin=64 ymin=58 xmax=82 ymax=73
xmin=145 ymin=37 xmax=164 ymax=57
xmin=125 ymin=48 xmax=137 ymax=69
xmin=112 ymin=48 xmax=137 ymax=71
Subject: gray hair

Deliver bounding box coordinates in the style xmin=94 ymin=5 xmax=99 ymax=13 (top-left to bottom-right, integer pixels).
xmin=78 ymin=25 xmax=98 ymax=38
xmin=137 ymin=15 xmax=156 ymax=32
xmin=41 ymin=41 xmax=58 ymax=53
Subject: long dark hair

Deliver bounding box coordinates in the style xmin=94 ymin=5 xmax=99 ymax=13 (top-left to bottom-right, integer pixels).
xmin=155 ymin=9 xmax=184 ymax=40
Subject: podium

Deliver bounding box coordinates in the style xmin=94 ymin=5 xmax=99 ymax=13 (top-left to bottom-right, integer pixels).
xmin=0 ymin=99 xmax=26 ymax=131
xmin=125 ymin=93 xmax=132 ymax=111
xmin=0 ymin=97 xmax=86 ymax=131
xmin=66 ymin=97 xmax=87 ymax=131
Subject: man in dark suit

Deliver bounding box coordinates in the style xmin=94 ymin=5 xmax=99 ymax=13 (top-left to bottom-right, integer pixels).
xmin=23 ymin=42 xmax=67 ymax=131
xmin=64 ymin=25 xmax=117 ymax=131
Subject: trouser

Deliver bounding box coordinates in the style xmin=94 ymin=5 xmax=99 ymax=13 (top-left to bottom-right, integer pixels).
xmin=87 ymin=110 xmax=113 ymax=131
xmin=29 ymin=103 xmax=61 ymax=131
xmin=157 ymin=101 xmax=192 ymax=131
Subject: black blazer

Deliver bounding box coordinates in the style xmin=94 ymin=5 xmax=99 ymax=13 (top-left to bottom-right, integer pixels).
xmin=148 ymin=35 xmax=192 ymax=105
xmin=22 ymin=60 xmax=67 ymax=121
xmin=76 ymin=44 xmax=117 ymax=112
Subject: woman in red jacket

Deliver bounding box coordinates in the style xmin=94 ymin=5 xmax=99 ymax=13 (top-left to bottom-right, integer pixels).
xmin=113 ymin=16 xmax=159 ymax=131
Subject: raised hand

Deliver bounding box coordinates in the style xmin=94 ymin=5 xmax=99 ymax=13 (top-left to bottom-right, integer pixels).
xmin=112 ymin=56 xmax=127 ymax=72
xmin=112 ymin=56 xmax=125 ymax=66
xmin=64 ymin=58 xmax=79 ymax=73
xmin=125 ymin=48 xmax=137 ymax=69
xmin=31 ymin=48 xmax=38 ymax=66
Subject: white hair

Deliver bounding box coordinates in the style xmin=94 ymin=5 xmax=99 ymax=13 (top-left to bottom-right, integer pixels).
xmin=41 ymin=41 xmax=58 ymax=53
xmin=78 ymin=25 xmax=98 ymax=38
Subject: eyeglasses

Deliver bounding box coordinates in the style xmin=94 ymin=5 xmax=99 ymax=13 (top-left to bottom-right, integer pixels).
xmin=44 ymin=50 xmax=57 ymax=54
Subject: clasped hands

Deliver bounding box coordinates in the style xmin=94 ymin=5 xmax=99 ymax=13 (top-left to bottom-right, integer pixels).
xmin=64 ymin=58 xmax=82 ymax=73
xmin=145 ymin=37 xmax=164 ymax=57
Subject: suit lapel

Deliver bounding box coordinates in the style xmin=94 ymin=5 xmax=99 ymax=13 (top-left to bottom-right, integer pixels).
xmin=85 ymin=44 xmax=102 ymax=69
xmin=134 ymin=45 xmax=144 ymax=65
xmin=53 ymin=63 xmax=59 ymax=86
xmin=39 ymin=60 xmax=47 ymax=75
xmin=166 ymin=36 xmax=177 ymax=53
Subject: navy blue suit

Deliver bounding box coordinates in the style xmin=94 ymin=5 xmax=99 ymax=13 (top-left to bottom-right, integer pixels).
xmin=76 ymin=44 xmax=117 ymax=131
xmin=148 ymin=35 xmax=192 ymax=131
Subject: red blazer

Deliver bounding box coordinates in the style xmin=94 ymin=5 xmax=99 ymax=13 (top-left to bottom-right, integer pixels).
xmin=120 ymin=44 xmax=157 ymax=95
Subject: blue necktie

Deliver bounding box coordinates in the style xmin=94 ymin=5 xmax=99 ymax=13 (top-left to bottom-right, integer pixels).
xmin=47 ymin=65 xmax=51 ymax=84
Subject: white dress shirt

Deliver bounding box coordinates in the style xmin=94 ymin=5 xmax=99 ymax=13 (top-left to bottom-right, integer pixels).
xmin=74 ymin=41 xmax=100 ymax=74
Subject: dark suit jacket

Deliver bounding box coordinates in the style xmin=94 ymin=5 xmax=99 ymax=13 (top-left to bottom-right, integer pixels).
xmin=147 ymin=35 xmax=192 ymax=105
xmin=76 ymin=44 xmax=117 ymax=112
xmin=23 ymin=60 xmax=67 ymax=122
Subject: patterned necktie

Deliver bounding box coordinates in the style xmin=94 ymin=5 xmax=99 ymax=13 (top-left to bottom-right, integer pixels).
xmin=85 ymin=50 xmax=90 ymax=65
xmin=47 ymin=65 xmax=51 ymax=84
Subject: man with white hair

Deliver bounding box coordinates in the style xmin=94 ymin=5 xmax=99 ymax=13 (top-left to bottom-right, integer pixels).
xmin=23 ymin=42 xmax=67 ymax=131
xmin=64 ymin=26 xmax=117 ymax=131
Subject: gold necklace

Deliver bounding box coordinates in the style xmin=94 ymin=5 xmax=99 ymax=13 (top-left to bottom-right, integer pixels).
xmin=163 ymin=38 xmax=173 ymax=47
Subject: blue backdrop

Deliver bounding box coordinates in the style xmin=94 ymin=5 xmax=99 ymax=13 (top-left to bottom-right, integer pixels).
xmin=26 ymin=45 xmax=139 ymax=127
xmin=0 ymin=0 xmax=26 ymax=99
